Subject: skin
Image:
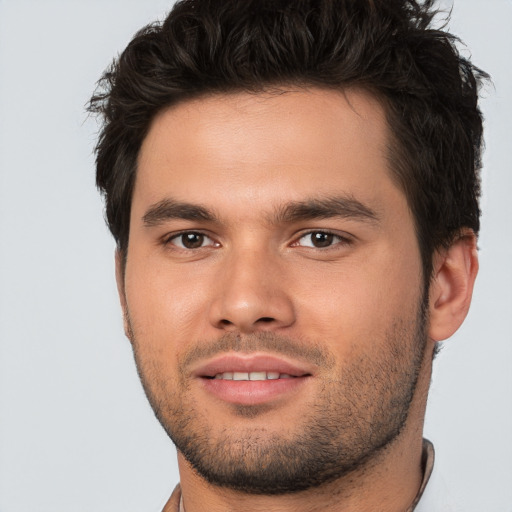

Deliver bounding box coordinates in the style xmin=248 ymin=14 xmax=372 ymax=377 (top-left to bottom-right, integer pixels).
xmin=117 ymin=88 xmax=478 ymax=512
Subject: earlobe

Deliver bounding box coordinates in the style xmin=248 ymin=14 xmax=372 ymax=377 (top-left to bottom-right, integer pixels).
xmin=115 ymin=250 xmax=133 ymax=342
xmin=428 ymin=231 xmax=479 ymax=342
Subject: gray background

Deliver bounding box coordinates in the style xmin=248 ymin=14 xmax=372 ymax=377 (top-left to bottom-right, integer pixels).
xmin=0 ymin=1 xmax=510 ymax=510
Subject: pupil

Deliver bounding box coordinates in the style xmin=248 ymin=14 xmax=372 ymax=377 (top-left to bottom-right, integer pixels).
xmin=183 ymin=233 xmax=204 ymax=249
xmin=312 ymin=232 xmax=333 ymax=248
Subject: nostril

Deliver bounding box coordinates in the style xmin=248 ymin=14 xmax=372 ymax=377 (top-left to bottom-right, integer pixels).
xmin=257 ymin=317 xmax=275 ymax=323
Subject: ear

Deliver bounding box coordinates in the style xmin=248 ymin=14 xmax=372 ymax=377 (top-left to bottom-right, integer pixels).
xmin=428 ymin=230 xmax=479 ymax=342
xmin=115 ymin=250 xmax=133 ymax=342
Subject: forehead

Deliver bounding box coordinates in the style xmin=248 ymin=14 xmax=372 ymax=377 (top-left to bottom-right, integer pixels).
xmin=134 ymin=88 xmax=402 ymax=220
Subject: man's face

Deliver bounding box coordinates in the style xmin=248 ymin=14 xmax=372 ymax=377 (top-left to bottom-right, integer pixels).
xmin=120 ymin=89 xmax=429 ymax=493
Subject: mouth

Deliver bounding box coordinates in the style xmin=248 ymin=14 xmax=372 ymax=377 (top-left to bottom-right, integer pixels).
xmin=193 ymin=353 xmax=313 ymax=405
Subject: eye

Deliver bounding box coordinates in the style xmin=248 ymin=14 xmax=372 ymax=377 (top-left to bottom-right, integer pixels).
xmin=295 ymin=231 xmax=350 ymax=249
xmin=167 ymin=231 xmax=217 ymax=249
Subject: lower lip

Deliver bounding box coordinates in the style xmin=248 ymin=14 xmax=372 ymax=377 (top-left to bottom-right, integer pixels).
xmin=200 ymin=376 xmax=309 ymax=405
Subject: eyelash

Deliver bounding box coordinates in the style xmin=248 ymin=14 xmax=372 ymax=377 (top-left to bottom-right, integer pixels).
xmin=163 ymin=229 xmax=353 ymax=252
xmin=292 ymin=230 xmax=353 ymax=249
xmin=164 ymin=231 xmax=218 ymax=250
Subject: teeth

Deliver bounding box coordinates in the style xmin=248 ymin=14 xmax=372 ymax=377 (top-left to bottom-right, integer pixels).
xmin=212 ymin=371 xmax=296 ymax=381
xmin=216 ymin=372 xmax=233 ymax=380
xmin=249 ymin=371 xmax=267 ymax=381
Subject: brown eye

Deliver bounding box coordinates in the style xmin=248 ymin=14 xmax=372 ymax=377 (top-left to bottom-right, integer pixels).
xmin=169 ymin=232 xmax=213 ymax=249
xmin=182 ymin=233 xmax=204 ymax=248
xmin=310 ymin=232 xmax=334 ymax=248
xmin=298 ymin=231 xmax=335 ymax=248
xmin=295 ymin=231 xmax=350 ymax=249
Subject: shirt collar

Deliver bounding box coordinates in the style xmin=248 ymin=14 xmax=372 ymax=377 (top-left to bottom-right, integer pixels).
xmin=407 ymin=439 xmax=435 ymax=511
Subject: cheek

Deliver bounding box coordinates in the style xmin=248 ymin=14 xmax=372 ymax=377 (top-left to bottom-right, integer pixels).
xmin=295 ymin=247 xmax=423 ymax=351
xmin=124 ymin=255 xmax=213 ymax=350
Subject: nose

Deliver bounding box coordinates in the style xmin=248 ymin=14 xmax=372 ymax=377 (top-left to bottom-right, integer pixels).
xmin=208 ymin=248 xmax=296 ymax=333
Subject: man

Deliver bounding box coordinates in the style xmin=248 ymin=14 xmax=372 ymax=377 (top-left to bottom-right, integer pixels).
xmin=89 ymin=0 xmax=487 ymax=510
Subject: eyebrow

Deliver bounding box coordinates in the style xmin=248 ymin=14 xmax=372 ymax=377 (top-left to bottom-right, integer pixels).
xmin=142 ymin=199 xmax=217 ymax=227
xmin=273 ymin=196 xmax=379 ymax=225
xmin=142 ymin=195 xmax=379 ymax=228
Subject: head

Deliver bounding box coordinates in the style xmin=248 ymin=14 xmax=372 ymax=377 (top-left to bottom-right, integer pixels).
xmin=89 ymin=0 xmax=486 ymax=497
xmin=90 ymin=0 xmax=487 ymax=281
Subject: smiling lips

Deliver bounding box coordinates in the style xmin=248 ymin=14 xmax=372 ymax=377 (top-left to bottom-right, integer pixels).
xmin=194 ymin=354 xmax=313 ymax=405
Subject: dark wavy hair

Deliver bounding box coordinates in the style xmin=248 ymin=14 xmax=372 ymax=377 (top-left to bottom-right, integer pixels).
xmin=89 ymin=0 xmax=488 ymax=279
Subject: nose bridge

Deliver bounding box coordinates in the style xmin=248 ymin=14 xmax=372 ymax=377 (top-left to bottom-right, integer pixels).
xmin=209 ymin=242 xmax=295 ymax=332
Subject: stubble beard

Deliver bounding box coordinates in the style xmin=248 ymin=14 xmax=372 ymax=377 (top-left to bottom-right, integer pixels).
xmin=127 ymin=297 xmax=428 ymax=495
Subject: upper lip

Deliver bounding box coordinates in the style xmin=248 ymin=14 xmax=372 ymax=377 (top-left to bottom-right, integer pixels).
xmin=192 ymin=353 xmax=315 ymax=378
